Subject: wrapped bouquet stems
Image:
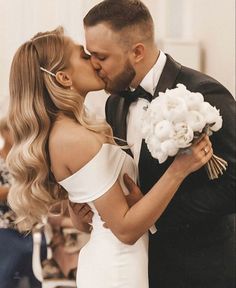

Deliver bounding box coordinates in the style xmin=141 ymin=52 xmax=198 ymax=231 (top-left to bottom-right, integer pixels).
xmin=205 ymin=154 xmax=228 ymax=180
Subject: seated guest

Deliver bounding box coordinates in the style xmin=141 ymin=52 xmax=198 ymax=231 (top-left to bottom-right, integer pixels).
xmin=42 ymin=201 xmax=81 ymax=280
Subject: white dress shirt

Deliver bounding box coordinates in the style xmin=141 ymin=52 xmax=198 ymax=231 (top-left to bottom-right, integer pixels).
xmin=126 ymin=51 xmax=167 ymax=165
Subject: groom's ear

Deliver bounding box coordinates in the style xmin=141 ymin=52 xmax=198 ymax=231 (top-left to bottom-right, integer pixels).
xmin=55 ymin=71 xmax=72 ymax=88
xmin=131 ymin=43 xmax=145 ymax=63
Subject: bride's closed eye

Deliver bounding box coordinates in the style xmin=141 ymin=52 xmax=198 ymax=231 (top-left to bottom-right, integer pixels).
xmin=81 ymin=50 xmax=91 ymax=60
xmin=79 ymin=46 xmax=91 ymax=60
xmin=82 ymin=51 xmax=91 ymax=60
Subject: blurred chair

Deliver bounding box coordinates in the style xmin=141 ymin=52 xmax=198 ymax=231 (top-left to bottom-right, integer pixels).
xmin=32 ymin=223 xmax=77 ymax=288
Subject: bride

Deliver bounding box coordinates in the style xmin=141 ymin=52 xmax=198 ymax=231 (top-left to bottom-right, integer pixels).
xmin=7 ymin=27 xmax=212 ymax=288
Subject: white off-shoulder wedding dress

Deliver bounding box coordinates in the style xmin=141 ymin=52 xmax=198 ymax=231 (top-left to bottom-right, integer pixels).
xmin=59 ymin=144 xmax=149 ymax=288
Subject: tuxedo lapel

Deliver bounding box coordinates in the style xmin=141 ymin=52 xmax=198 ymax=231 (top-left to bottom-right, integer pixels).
xmin=109 ymin=96 xmax=133 ymax=156
xmin=154 ymin=54 xmax=182 ymax=97
xmin=116 ymin=97 xmax=128 ymax=141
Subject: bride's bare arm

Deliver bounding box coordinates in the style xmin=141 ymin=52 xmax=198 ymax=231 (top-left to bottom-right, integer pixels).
xmin=93 ymin=135 xmax=212 ymax=244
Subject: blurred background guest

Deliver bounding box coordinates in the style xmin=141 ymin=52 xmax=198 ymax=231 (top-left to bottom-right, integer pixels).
xmin=42 ymin=201 xmax=81 ymax=280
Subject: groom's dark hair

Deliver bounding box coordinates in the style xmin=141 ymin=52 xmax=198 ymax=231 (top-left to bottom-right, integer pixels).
xmin=83 ymin=0 xmax=154 ymax=42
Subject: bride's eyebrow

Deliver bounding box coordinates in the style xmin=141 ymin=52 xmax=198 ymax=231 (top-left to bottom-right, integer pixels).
xmin=78 ymin=45 xmax=84 ymax=52
xmin=78 ymin=45 xmax=87 ymax=56
xmin=83 ymin=47 xmax=91 ymax=55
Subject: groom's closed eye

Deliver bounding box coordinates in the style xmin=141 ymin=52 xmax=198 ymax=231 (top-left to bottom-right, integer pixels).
xmin=90 ymin=52 xmax=107 ymax=62
xmin=95 ymin=55 xmax=106 ymax=61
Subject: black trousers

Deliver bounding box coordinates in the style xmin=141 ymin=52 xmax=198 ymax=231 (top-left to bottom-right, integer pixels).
xmin=149 ymin=214 xmax=235 ymax=288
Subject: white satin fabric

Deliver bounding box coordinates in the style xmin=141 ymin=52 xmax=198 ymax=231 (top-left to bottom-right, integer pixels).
xmin=59 ymin=144 xmax=149 ymax=288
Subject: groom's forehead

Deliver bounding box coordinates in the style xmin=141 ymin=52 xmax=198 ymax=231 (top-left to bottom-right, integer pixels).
xmin=85 ymin=24 xmax=121 ymax=47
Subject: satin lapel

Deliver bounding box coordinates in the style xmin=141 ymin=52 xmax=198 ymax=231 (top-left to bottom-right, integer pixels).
xmin=112 ymin=97 xmax=126 ymax=140
xmin=154 ymin=54 xmax=182 ymax=97
xmin=114 ymin=96 xmax=133 ymax=156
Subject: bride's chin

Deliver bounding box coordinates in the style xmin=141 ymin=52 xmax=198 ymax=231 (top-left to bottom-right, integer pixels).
xmin=92 ymin=84 xmax=105 ymax=91
xmin=98 ymin=81 xmax=106 ymax=90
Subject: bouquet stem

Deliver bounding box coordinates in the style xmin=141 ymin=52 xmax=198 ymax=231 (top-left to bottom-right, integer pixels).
xmin=205 ymin=154 xmax=228 ymax=180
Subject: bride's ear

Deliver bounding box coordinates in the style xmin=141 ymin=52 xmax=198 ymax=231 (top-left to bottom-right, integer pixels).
xmin=55 ymin=71 xmax=72 ymax=88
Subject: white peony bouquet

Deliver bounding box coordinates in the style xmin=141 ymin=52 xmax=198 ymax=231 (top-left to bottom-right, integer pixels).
xmin=141 ymin=84 xmax=227 ymax=180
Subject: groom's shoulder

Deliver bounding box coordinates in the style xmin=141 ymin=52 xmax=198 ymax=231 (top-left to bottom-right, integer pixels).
xmin=166 ymin=54 xmax=224 ymax=89
xmin=178 ymin=64 xmax=232 ymax=98
xmin=179 ymin=64 xmax=220 ymax=86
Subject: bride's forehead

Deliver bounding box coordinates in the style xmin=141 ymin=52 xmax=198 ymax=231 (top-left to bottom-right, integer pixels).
xmin=69 ymin=41 xmax=84 ymax=52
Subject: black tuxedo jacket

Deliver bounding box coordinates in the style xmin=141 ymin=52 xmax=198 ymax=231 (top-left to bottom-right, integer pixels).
xmin=105 ymin=54 xmax=236 ymax=287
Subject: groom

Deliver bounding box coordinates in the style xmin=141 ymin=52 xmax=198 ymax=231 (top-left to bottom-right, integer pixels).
xmin=73 ymin=0 xmax=236 ymax=287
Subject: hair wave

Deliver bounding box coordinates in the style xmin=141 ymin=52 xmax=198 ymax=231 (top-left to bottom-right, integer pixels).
xmin=7 ymin=27 xmax=114 ymax=231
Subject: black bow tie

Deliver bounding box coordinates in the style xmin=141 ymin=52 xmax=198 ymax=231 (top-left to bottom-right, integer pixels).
xmin=120 ymin=86 xmax=153 ymax=103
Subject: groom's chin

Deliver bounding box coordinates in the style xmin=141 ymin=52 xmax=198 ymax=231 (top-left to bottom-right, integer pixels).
xmin=104 ymin=84 xmax=125 ymax=95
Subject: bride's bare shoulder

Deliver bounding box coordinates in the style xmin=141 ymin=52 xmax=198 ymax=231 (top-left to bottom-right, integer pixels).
xmin=49 ymin=115 xmax=104 ymax=174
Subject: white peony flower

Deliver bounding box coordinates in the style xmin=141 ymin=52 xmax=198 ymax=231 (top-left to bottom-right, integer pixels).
xmin=200 ymin=102 xmax=222 ymax=130
xmin=145 ymin=135 xmax=168 ymax=163
xmin=186 ymin=110 xmax=206 ymax=132
xmin=210 ymin=116 xmax=223 ymax=132
xmin=146 ymin=99 xmax=165 ymax=123
xmin=165 ymin=84 xmax=187 ymax=99
xmin=154 ymin=120 xmax=175 ymax=142
xmin=149 ymin=147 xmax=168 ymax=164
xmin=161 ymin=139 xmax=179 ymax=157
xmin=162 ymin=96 xmax=188 ymax=123
xmin=145 ymin=135 xmax=161 ymax=153
xmin=184 ymin=92 xmax=204 ymax=110
xmin=172 ymin=122 xmax=194 ymax=148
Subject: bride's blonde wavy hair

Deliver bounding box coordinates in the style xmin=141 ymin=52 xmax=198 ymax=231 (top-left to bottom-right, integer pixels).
xmin=7 ymin=27 xmax=114 ymax=232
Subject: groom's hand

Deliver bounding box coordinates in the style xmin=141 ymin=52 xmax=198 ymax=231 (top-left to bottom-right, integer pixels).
xmin=123 ymin=173 xmax=143 ymax=207
xmin=68 ymin=201 xmax=93 ymax=233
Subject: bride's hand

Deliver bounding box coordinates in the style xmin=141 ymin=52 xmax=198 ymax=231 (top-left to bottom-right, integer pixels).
xmin=171 ymin=134 xmax=213 ymax=178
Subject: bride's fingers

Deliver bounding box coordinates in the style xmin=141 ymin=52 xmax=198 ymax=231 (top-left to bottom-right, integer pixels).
xmin=194 ymin=135 xmax=211 ymax=153
xmin=190 ymin=136 xmax=213 ymax=162
xmin=203 ymin=147 xmax=213 ymax=161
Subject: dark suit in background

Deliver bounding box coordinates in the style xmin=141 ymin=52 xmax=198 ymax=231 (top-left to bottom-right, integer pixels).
xmin=106 ymin=55 xmax=236 ymax=288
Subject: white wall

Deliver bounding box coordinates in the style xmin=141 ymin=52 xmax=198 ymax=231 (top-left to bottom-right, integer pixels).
xmin=192 ymin=0 xmax=235 ymax=95
xmin=0 ymin=0 xmax=235 ymax=118
xmin=0 ymin=0 xmax=83 ymax=116
xmin=153 ymin=0 xmax=235 ymax=94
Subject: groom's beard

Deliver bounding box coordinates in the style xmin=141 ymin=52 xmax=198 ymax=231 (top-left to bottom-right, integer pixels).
xmin=104 ymin=60 xmax=136 ymax=94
